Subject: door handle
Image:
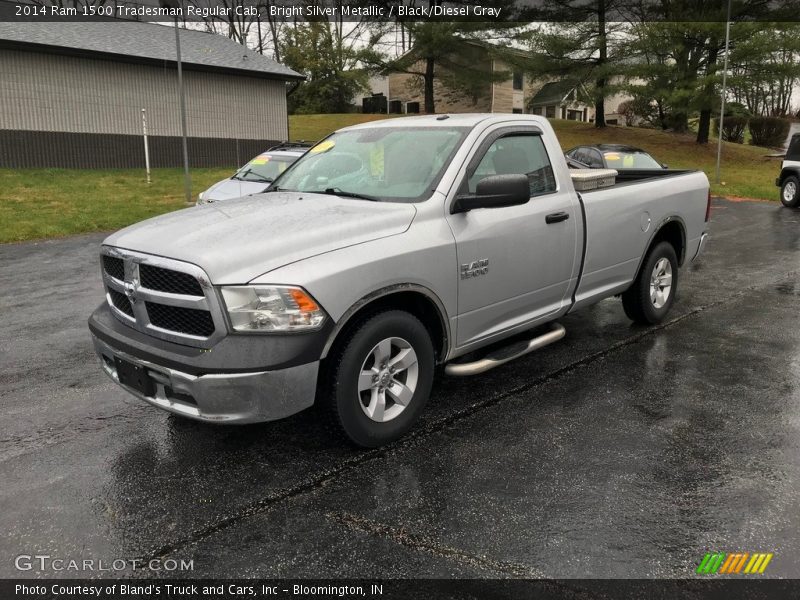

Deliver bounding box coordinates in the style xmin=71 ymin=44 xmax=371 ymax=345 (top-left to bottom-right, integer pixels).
xmin=545 ymin=212 xmax=570 ymax=224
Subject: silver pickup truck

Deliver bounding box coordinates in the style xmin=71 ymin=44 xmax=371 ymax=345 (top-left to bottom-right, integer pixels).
xmin=89 ymin=114 xmax=710 ymax=447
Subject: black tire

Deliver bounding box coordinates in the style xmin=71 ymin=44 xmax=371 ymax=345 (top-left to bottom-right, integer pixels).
xmin=780 ymin=175 xmax=800 ymax=208
xmin=621 ymin=241 xmax=678 ymax=325
xmin=322 ymin=310 xmax=434 ymax=448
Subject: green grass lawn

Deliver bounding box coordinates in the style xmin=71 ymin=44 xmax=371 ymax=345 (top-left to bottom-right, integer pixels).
xmin=551 ymin=119 xmax=779 ymax=201
xmin=0 ymin=167 xmax=230 ymax=243
xmin=0 ymin=114 xmax=781 ymax=243
xmin=288 ymin=112 xmax=404 ymax=141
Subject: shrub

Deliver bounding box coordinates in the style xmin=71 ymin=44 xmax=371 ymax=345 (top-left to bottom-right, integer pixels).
xmin=748 ymin=116 xmax=791 ymax=148
xmin=618 ymin=100 xmax=638 ymax=126
xmin=724 ymin=101 xmax=751 ymax=118
xmin=711 ymin=116 xmax=747 ymax=144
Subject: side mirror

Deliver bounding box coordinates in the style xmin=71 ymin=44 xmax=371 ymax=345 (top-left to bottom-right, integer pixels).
xmin=661 ymin=163 xmax=669 ymax=169
xmin=452 ymin=174 xmax=530 ymax=214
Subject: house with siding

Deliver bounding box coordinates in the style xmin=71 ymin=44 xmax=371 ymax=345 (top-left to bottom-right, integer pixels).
xmin=529 ymin=80 xmax=592 ymax=121
xmin=0 ymin=21 xmax=303 ymax=168
xmin=528 ymin=78 xmax=635 ymax=126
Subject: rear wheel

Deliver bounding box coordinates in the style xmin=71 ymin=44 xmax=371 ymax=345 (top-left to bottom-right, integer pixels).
xmin=780 ymin=175 xmax=800 ymax=208
xmin=622 ymin=241 xmax=678 ymax=325
xmin=323 ymin=310 xmax=434 ymax=447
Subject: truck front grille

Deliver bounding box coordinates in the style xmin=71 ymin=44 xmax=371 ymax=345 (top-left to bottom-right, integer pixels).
xmin=108 ymin=288 xmax=134 ymax=317
xmin=102 ymin=256 xmax=125 ymax=281
xmin=100 ymin=248 xmax=224 ymax=348
xmin=140 ymin=264 xmax=204 ymax=296
xmin=145 ymin=302 xmax=215 ymax=337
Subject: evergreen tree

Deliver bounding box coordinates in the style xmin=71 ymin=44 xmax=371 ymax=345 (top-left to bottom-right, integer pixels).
xmin=518 ymin=0 xmax=629 ymax=128
xmin=378 ymin=1 xmax=522 ymax=114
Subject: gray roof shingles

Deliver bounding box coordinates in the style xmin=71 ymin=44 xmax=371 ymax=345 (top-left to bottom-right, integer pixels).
xmin=0 ymin=20 xmax=303 ymax=80
xmin=530 ymin=80 xmax=583 ymax=106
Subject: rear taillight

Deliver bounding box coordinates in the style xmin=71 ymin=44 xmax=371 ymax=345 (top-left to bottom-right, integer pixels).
xmin=705 ymin=190 xmax=712 ymax=222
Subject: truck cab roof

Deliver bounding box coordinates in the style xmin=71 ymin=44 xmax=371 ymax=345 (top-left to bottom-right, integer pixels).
xmin=339 ymin=113 xmax=550 ymax=132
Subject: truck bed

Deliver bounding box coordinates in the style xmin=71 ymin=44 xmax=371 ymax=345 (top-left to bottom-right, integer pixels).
xmin=581 ymin=169 xmax=697 ymax=192
xmin=571 ymin=169 xmax=709 ymax=309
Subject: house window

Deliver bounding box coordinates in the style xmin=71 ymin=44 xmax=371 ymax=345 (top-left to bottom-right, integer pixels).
xmin=512 ymin=72 xmax=523 ymax=91
xmin=545 ymin=105 xmax=556 ymax=119
xmin=606 ymin=118 xmax=618 ymax=125
xmin=531 ymin=107 xmax=543 ymax=116
xmin=512 ymin=108 xmax=523 ymax=114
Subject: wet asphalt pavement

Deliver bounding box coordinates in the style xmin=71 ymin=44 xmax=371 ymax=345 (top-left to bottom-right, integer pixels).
xmin=1 ymin=198 xmax=799 ymax=580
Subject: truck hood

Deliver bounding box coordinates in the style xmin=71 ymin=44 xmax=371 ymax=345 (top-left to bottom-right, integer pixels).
xmin=104 ymin=192 xmax=416 ymax=283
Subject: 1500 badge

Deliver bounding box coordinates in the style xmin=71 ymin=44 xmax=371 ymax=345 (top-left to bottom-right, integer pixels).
xmin=461 ymin=259 xmax=489 ymax=279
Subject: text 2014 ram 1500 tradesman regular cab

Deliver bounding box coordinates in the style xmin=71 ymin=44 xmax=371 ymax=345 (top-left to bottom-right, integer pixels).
xmin=89 ymin=114 xmax=711 ymax=447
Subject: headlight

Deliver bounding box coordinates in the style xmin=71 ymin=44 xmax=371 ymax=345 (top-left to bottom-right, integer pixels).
xmin=220 ymin=285 xmax=326 ymax=332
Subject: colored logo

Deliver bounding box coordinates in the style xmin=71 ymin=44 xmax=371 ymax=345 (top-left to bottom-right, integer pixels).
xmin=696 ymin=552 xmax=773 ymax=574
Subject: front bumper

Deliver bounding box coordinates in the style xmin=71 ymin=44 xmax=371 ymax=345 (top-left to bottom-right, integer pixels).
xmin=92 ymin=335 xmax=318 ymax=424
xmin=89 ymin=303 xmax=323 ymax=424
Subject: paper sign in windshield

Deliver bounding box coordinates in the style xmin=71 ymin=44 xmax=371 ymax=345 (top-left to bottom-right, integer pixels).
xmin=310 ymin=140 xmax=335 ymax=154
xmin=250 ymin=154 xmax=271 ymax=165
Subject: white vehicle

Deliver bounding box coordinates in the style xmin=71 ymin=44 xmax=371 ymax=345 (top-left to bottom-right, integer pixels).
xmin=197 ymin=143 xmax=311 ymax=204
xmin=777 ymin=133 xmax=800 ymax=208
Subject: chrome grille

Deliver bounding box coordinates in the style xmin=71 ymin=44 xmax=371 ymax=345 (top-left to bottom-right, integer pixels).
xmin=145 ymin=302 xmax=215 ymax=337
xmin=140 ymin=264 xmax=204 ymax=296
xmin=102 ymin=255 xmax=125 ymax=281
xmin=108 ymin=288 xmax=134 ymax=318
xmin=100 ymin=247 xmax=224 ymax=348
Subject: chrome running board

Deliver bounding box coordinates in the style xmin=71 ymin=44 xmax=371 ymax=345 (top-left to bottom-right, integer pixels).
xmin=444 ymin=323 xmax=566 ymax=376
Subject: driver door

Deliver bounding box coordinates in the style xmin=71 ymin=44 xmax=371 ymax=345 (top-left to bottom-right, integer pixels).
xmin=445 ymin=127 xmax=580 ymax=348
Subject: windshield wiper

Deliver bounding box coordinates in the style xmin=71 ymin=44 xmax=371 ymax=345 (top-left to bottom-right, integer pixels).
xmin=232 ymin=168 xmax=273 ymax=184
xmin=319 ymin=188 xmax=379 ymax=202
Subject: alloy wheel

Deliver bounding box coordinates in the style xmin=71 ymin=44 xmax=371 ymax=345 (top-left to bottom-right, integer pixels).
xmin=650 ymin=257 xmax=673 ymax=309
xmin=357 ymin=337 xmax=419 ymax=423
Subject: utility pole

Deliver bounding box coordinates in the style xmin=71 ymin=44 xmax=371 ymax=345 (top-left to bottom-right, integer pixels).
xmin=715 ymin=0 xmax=732 ymax=184
xmin=160 ymin=0 xmax=192 ymax=202
xmin=173 ymin=18 xmax=192 ymax=204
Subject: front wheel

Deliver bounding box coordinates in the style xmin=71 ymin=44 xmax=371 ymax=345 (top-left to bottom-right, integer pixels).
xmin=323 ymin=310 xmax=434 ymax=447
xmin=622 ymin=241 xmax=678 ymax=325
xmin=781 ymin=175 xmax=800 ymax=208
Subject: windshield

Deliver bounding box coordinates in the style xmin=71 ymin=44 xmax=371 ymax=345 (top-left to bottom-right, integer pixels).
xmin=271 ymin=126 xmax=469 ymax=202
xmin=602 ymin=150 xmax=662 ymax=169
xmin=234 ymin=153 xmax=297 ymax=183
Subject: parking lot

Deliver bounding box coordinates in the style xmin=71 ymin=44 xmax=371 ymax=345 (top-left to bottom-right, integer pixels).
xmin=1 ymin=198 xmax=799 ymax=579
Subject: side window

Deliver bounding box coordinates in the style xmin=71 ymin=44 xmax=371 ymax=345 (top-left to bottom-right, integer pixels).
xmin=588 ymin=150 xmax=604 ymax=168
xmin=466 ymin=134 xmax=557 ymax=197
